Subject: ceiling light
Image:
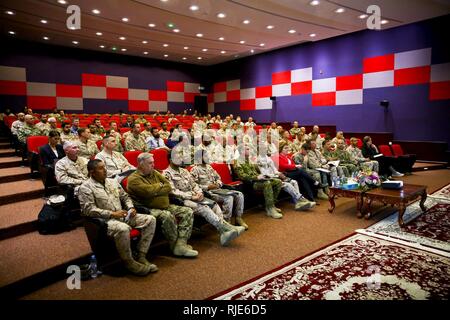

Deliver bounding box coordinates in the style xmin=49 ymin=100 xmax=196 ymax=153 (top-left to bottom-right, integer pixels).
xmin=164 ymin=54 xmax=168 ymax=57
xmin=202 ymin=48 xmax=208 ymax=52
xmin=196 ymin=33 xmax=203 ymax=37
xmin=96 ymin=32 xmax=103 ymax=36
xmin=197 ymin=57 xmax=202 ymax=60
xmin=8 ymin=31 xmax=15 ymax=35
xmin=40 ymin=19 xmax=48 ymax=24
xmin=163 ymin=43 xmax=169 ymax=47
xmin=259 ymin=43 xmax=265 ymax=47
xmin=142 ymin=40 xmax=148 ymax=44
xmin=148 ymin=23 xmax=156 ymax=27
xmin=122 ymin=17 xmax=129 ymax=22
xmin=119 ymin=36 xmax=126 ymax=40
xmin=381 ymin=19 xmax=389 ymax=24
xmin=43 ymin=36 xmax=50 ymax=40
xmin=183 ymin=46 xmax=189 ymax=50
xmin=182 ymin=57 xmax=187 ymax=60
xmin=5 ymin=10 xmax=15 ymax=15
xmin=143 ymin=51 xmax=148 ymax=55
xmin=239 ymin=40 xmax=245 ymax=44
xmin=266 ymin=25 xmax=274 ymax=29
xmin=112 ymin=47 xmax=117 ymax=51
xmin=173 ymin=29 xmax=180 ymax=33
xmin=218 ymin=37 xmax=225 ymax=41
xmin=58 ymin=0 xmax=67 ymax=4
xmin=309 ymin=33 xmax=316 ymax=37
xmin=217 ymin=13 xmax=226 ymax=18
xmin=121 ymin=48 xmax=127 ymax=52
xmin=288 ymin=29 xmax=296 ymax=34
xmin=335 ymin=8 xmax=345 ymax=13
xmin=309 ymin=0 xmax=320 ymax=5
xmin=250 ymin=49 xmax=255 ymax=53
xmin=189 ymin=5 xmax=199 ymax=11
xmin=72 ymin=40 xmax=78 ymax=44
xmin=242 ymin=19 xmax=250 ymax=24
xmin=92 ymin=9 xmax=101 ymax=14
xmin=99 ymin=45 xmax=105 ymax=48
xmin=220 ymin=50 xmax=226 ymax=54
xmin=359 ymin=14 xmax=368 ymax=19
xmin=161 ymin=0 xmax=169 ymax=2
xmin=167 ymin=23 xmax=175 ymax=28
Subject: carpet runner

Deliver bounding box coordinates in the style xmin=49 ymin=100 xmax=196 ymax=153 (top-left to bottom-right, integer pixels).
xmin=212 ymin=234 xmax=450 ymax=300
xmin=429 ymin=183 xmax=450 ymax=201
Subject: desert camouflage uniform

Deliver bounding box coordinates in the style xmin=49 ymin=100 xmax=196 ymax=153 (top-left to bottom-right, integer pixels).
xmin=78 ymin=139 xmax=100 ymax=159
xmin=125 ymin=134 xmax=148 ymax=152
xmin=234 ymin=161 xmax=282 ymax=208
xmin=289 ymin=127 xmax=301 ymax=137
xmin=35 ymin=122 xmax=51 ymax=135
xmin=191 ymin=164 xmax=244 ymax=220
xmin=95 ymin=150 xmax=135 ymax=178
xmin=159 ymin=129 xmax=171 ymax=140
xmin=55 ymin=156 xmax=89 ymax=194
xmin=78 ymin=177 xmax=155 ymax=264
xmin=17 ymin=124 xmax=42 ymax=143
xmin=140 ymin=130 xmax=152 ymax=141
xmin=346 ymin=145 xmax=379 ymax=172
xmin=323 ymin=149 xmax=350 ymax=177
xmin=306 ymin=149 xmax=340 ymax=180
xmin=11 ymin=120 xmax=25 ymax=136
xmin=60 ymin=131 xmax=79 ymax=144
xmin=335 ymin=148 xmax=358 ymax=176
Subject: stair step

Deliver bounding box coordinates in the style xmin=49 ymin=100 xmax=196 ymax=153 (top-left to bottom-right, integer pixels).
xmin=0 ymin=149 xmax=16 ymax=157
xmin=0 ymin=228 xmax=92 ymax=295
xmin=0 ymin=142 xmax=11 ymax=149
xmin=0 ymin=180 xmax=44 ymax=205
xmin=0 ymin=198 xmax=45 ymax=240
xmin=0 ymin=156 xmax=24 ymax=169
xmin=0 ymin=166 xmax=31 ymax=183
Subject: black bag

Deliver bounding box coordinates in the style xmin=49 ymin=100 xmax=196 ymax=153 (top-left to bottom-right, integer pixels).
xmin=37 ymin=203 xmax=70 ymax=234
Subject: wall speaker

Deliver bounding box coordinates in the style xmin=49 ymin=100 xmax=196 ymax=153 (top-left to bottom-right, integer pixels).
xmin=270 ymin=96 xmax=277 ymax=101
xmin=380 ymin=100 xmax=389 ymax=108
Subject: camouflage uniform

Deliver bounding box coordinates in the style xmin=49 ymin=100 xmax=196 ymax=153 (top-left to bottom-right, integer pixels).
xmin=17 ymin=124 xmax=42 ymax=143
xmin=60 ymin=131 xmax=79 ymax=144
xmin=135 ymin=118 xmax=148 ymax=125
xmin=306 ymin=149 xmax=340 ymax=180
xmin=234 ymin=161 xmax=282 ymax=209
xmin=293 ymin=152 xmax=326 ymax=185
xmin=55 ymin=156 xmax=89 ymax=194
xmin=346 ymin=145 xmax=379 ymax=172
xmin=125 ymin=134 xmax=148 ymax=152
xmin=321 ymin=149 xmax=348 ymax=177
xmin=159 ymin=129 xmax=171 ymax=140
xmin=191 ymin=164 xmax=244 ymax=220
xmin=89 ymin=133 xmax=103 ymax=143
xmin=11 ymin=120 xmax=24 ymax=136
xmin=109 ymin=131 xmax=123 ymax=153
xmin=95 ymin=150 xmax=135 ymax=178
xmin=334 ymin=148 xmax=358 ymax=176
xmin=78 ymin=177 xmax=156 ymax=267
xmin=78 ymin=139 xmax=100 ymax=159
xmin=140 ymin=130 xmax=152 ymax=141
xmin=35 ymin=122 xmax=51 ymax=136
xmin=289 ymin=127 xmax=301 ymax=137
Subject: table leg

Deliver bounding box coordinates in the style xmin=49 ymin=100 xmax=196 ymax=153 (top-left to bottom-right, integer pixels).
xmin=419 ymin=191 xmax=427 ymax=212
xmin=356 ymin=196 xmax=363 ymax=218
xmin=398 ymin=203 xmax=406 ymax=226
xmin=328 ymin=192 xmax=336 ymax=213
xmin=364 ymin=197 xmax=373 ymax=219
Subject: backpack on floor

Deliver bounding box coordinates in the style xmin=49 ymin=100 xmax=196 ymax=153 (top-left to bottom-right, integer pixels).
xmin=37 ymin=196 xmax=71 ymax=234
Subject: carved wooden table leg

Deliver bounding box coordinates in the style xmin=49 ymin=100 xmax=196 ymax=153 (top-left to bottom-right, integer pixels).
xmin=356 ymin=196 xmax=364 ymax=218
xmin=419 ymin=191 xmax=427 ymax=212
xmin=328 ymin=191 xmax=336 ymax=213
xmin=398 ymin=202 xmax=406 ymax=226
xmin=364 ymin=197 xmax=373 ymax=219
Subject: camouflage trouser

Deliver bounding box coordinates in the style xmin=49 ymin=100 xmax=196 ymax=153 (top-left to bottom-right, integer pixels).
xmin=253 ymin=178 xmax=282 ymax=208
xmin=306 ymin=168 xmax=329 ymax=187
xmin=209 ymin=190 xmax=244 ymax=219
xmin=282 ymin=179 xmax=302 ymax=202
xmin=340 ymin=163 xmax=357 ymax=176
xmin=183 ymin=200 xmax=224 ymax=230
xmin=147 ymin=204 xmax=194 ymax=245
xmin=335 ymin=166 xmax=348 ymax=178
xmin=360 ymin=161 xmax=379 ymax=173
xmin=107 ymin=213 xmax=156 ymax=261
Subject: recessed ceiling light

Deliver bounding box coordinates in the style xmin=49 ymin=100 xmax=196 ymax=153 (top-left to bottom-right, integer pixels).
xmin=309 ymin=0 xmax=320 ymax=6
xmin=217 ymin=13 xmax=226 ymax=18
xmin=259 ymin=43 xmax=265 ymax=47
xmin=250 ymin=49 xmax=255 ymax=53
xmin=242 ymin=19 xmax=250 ymax=24
xmin=164 ymin=54 xmax=168 ymax=57
xmin=121 ymin=48 xmax=127 ymax=52
xmin=8 ymin=31 xmax=15 ymax=35
xmin=72 ymin=40 xmax=78 ymax=44
xmin=43 ymin=36 xmax=50 ymax=40
xmin=309 ymin=33 xmax=316 ymax=37
xmin=173 ymin=29 xmax=180 ymax=33
xmin=288 ymin=29 xmax=296 ymax=34
xmin=40 ymin=19 xmax=48 ymax=24
xmin=92 ymin=9 xmax=100 ymax=14
xmin=69 ymin=26 xmax=76 ymax=30
xmin=381 ymin=19 xmax=389 ymax=24
xmin=99 ymin=45 xmax=105 ymax=48
xmin=202 ymin=48 xmax=208 ymax=52
xmin=58 ymin=0 xmax=67 ymax=4
xmin=143 ymin=51 xmax=148 ymax=55
xmin=112 ymin=47 xmax=117 ymax=51
xmin=189 ymin=5 xmax=199 ymax=11
xmin=239 ymin=40 xmax=245 ymax=44
xmin=196 ymin=33 xmax=203 ymax=37
xmin=197 ymin=57 xmax=202 ymax=60
xmin=122 ymin=17 xmax=129 ymax=22
xmin=163 ymin=43 xmax=169 ymax=47
xmin=161 ymin=0 xmax=168 ymax=2
xmin=335 ymin=8 xmax=345 ymax=13
xmin=183 ymin=46 xmax=189 ymax=50
xmin=148 ymin=23 xmax=156 ymax=27
xmin=96 ymin=32 xmax=102 ymax=36
xmin=142 ymin=40 xmax=148 ymax=44
xmin=5 ymin=10 xmax=15 ymax=15
xmin=220 ymin=50 xmax=226 ymax=54
xmin=182 ymin=57 xmax=187 ymax=60
xmin=167 ymin=23 xmax=175 ymax=28
xmin=266 ymin=25 xmax=274 ymax=29
xmin=234 ymin=55 xmax=239 ymax=58
xmin=218 ymin=37 xmax=225 ymax=41
xmin=359 ymin=14 xmax=368 ymax=19
xmin=119 ymin=36 xmax=126 ymax=40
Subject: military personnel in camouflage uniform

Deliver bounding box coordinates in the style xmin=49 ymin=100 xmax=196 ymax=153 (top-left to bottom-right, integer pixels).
xmin=191 ymin=150 xmax=248 ymax=230
xmin=158 ymin=122 xmax=171 ymax=140
xmin=60 ymin=122 xmax=79 ymax=143
xmin=140 ymin=122 xmax=153 ymax=141
xmin=17 ymin=114 xmax=42 ymax=143
xmin=234 ymin=148 xmax=283 ymax=219
xmin=289 ymin=121 xmax=301 ymax=137
xmin=335 ymin=138 xmax=358 ymax=176
xmin=47 ymin=117 xmax=60 ymax=133
xmin=163 ymin=155 xmax=245 ymax=246
xmin=321 ymin=140 xmax=349 ymax=177
xmin=93 ymin=119 xmax=106 ymax=135
xmin=127 ymin=153 xmax=198 ymax=257
xmin=346 ymin=138 xmax=379 ymax=172
xmin=135 ymin=115 xmax=148 ymax=125
xmin=88 ymin=125 xmax=103 ymax=143
xmin=11 ymin=113 xmax=25 ymax=137
xmin=305 ymin=140 xmax=341 ymax=182
xmin=35 ymin=114 xmax=51 ymax=135
xmin=78 ymin=159 xmax=157 ymax=276
xmin=78 ymin=127 xmax=100 ymax=159
xmin=125 ymin=123 xmax=148 ymax=151
xmin=107 ymin=121 xmax=123 ymax=153
xmin=95 ymin=136 xmax=135 ymax=180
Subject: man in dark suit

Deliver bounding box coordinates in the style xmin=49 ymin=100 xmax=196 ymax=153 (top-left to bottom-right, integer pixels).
xmin=122 ymin=116 xmax=134 ymax=128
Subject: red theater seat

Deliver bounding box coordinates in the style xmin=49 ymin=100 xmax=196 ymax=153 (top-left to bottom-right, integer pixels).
xmin=123 ymin=150 xmax=143 ymax=167
xmin=150 ymin=148 xmax=169 ymax=171
xmin=379 ymin=145 xmax=394 ymax=157
xmin=210 ymin=163 xmax=242 ymax=187
xmin=27 ymin=136 xmax=49 ymax=174
xmin=391 ymin=144 xmax=404 ymax=156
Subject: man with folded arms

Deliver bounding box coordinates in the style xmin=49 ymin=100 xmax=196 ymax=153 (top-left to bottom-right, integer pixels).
xmin=95 ymin=135 xmax=135 ymax=180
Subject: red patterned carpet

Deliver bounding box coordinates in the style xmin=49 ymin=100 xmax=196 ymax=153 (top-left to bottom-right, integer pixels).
xmin=212 ymin=234 xmax=450 ymax=300
xmin=430 ymin=184 xmax=450 ymax=200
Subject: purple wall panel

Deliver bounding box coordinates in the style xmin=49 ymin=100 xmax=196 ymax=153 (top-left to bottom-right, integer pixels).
xmin=83 ymin=99 xmax=129 ymax=114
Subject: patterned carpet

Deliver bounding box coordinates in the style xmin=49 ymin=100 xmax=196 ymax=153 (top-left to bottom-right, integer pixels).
xmin=212 ymin=234 xmax=450 ymax=300
xmin=429 ymin=184 xmax=450 ymax=201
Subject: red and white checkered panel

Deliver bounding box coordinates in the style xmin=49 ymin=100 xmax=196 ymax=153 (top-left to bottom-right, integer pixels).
xmin=394 ymin=48 xmax=431 ymax=86
xmin=150 ymin=101 xmax=168 ymax=112
xmin=57 ymin=97 xmax=83 ymax=110
xmin=430 ymin=62 xmax=450 ymax=100
xmin=255 ymin=98 xmax=272 ymax=110
xmin=166 ymin=81 xmax=200 ymax=103
xmin=363 ymin=71 xmax=394 ymax=89
xmin=0 ymin=66 xmax=27 ymax=96
xmin=312 ymin=77 xmax=336 ymax=107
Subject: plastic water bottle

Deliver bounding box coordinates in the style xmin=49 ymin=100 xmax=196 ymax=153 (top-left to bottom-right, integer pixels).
xmin=89 ymin=255 xmax=98 ymax=279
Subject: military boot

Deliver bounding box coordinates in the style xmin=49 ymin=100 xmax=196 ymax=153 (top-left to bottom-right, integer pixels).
xmin=316 ymin=189 xmax=329 ymax=200
xmin=235 ymin=216 xmax=248 ymax=230
xmin=173 ymin=238 xmax=199 ymax=258
xmin=224 ymin=220 xmax=245 ymax=235
xmin=124 ymin=259 xmax=153 ymax=276
xmin=218 ymin=221 xmax=239 ymax=246
xmin=136 ymin=252 xmax=159 ymax=273
xmin=265 ymin=207 xmax=283 ymax=219
xmin=295 ymin=198 xmax=312 ymax=211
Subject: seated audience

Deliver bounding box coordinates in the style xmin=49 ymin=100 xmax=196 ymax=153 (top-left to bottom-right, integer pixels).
xmin=146 ymin=127 xmax=170 ymax=151
xmin=361 ymin=136 xmax=404 ymax=178
xmin=125 ymin=123 xmax=148 ymax=152
xmin=346 ymin=137 xmax=379 ymax=172
xmin=95 ymin=135 xmax=136 ymax=180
